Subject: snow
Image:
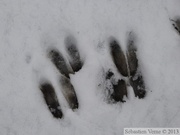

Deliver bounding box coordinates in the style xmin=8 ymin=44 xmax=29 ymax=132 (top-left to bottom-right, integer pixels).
xmin=0 ymin=0 xmax=180 ymax=134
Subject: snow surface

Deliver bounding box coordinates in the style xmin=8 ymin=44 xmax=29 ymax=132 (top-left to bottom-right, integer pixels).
xmin=0 ymin=0 xmax=180 ymax=134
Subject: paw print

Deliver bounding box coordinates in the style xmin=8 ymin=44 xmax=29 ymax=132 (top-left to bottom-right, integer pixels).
xmin=39 ymin=35 xmax=83 ymax=119
xmin=101 ymin=32 xmax=146 ymax=103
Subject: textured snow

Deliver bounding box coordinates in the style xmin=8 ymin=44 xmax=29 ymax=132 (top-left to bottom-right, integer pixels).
xmin=0 ymin=0 xmax=180 ymax=134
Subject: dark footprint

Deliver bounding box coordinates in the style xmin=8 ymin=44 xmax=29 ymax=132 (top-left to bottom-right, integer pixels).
xmin=109 ymin=38 xmax=128 ymax=77
xmin=111 ymin=79 xmax=127 ymax=102
xmin=48 ymin=49 xmax=70 ymax=78
xmin=171 ymin=18 xmax=180 ymax=35
xmin=39 ymin=82 xmax=63 ymax=119
xmin=130 ymin=74 xmax=146 ymax=99
xmin=65 ymin=35 xmax=83 ymax=72
xmin=126 ymin=32 xmax=146 ymax=98
xmin=60 ymin=76 xmax=79 ymax=110
xmin=126 ymin=33 xmax=138 ymax=76
xmin=105 ymin=70 xmax=127 ymax=103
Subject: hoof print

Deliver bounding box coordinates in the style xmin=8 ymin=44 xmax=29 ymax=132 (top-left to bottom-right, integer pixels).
xmin=111 ymin=79 xmax=127 ymax=103
xmin=109 ymin=38 xmax=128 ymax=77
xmin=65 ymin=36 xmax=83 ymax=72
xmin=39 ymin=82 xmax=63 ymax=119
xmin=48 ymin=49 xmax=70 ymax=78
xmin=126 ymin=33 xmax=138 ymax=76
xmin=171 ymin=18 xmax=180 ymax=35
xmin=60 ymin=76 xmax=79 ymax=110
xmin=130 ymin=74 xmax=146 ymax=99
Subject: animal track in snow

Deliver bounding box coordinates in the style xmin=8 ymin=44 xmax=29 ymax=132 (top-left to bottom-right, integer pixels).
xmin=39 ymin=35 xmax=82 ymax=119
xmin=38 ymin=32 xmax=146 ymax=119
xmin=102 ymin=32 xmax=146 ymax=103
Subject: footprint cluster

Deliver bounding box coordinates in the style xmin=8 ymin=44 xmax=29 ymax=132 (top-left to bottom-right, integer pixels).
xmin=38 ymin=32 xmax=147 ymax=119
xmin=39 ymin=35 xmax=83 ymax=119
xmin=105 ymin=32 xmax=146 ymax=103
xmin=36 ymin=16 xmax=180 ymax=120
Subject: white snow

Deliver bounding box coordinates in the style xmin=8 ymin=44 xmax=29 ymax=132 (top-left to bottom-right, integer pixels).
xmin=0 ymin=0 xmax=180 ymax=134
